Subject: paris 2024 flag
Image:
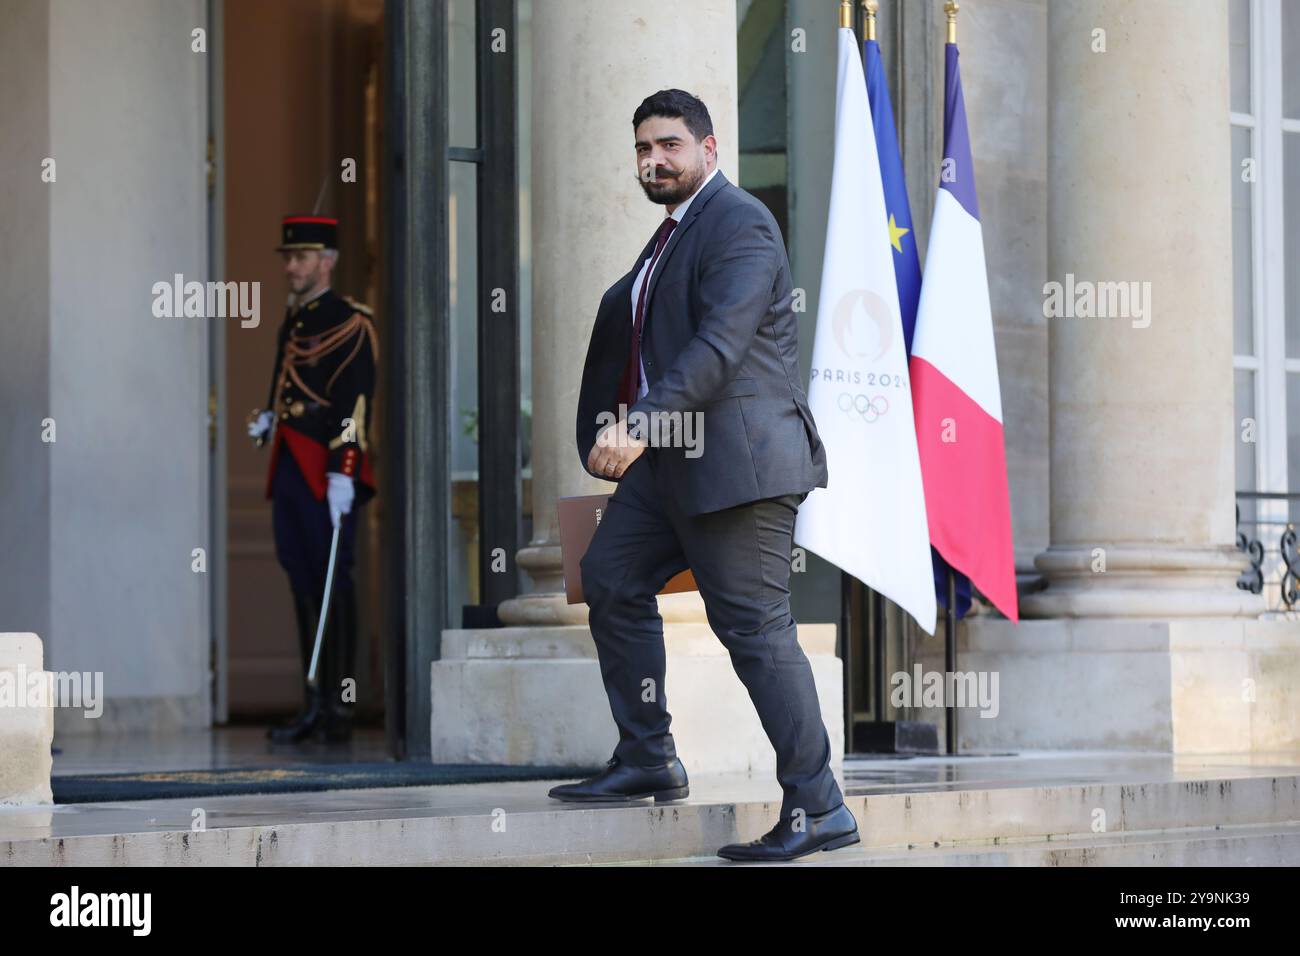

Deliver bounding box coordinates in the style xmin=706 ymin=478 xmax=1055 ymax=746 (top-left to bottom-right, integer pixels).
xmin=909 ymin=42 xmax=1019 ymax=622
xmin=794 ymin=26 xmax=937 ymax=636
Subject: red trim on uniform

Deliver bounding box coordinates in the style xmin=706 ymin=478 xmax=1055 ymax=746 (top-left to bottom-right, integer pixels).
xmin=282 ymin=216 xmax=338 ymax=225
xmin=265 ymin=425 xmax=377 ymax=502
xmin=265 ymin=426 xmax=328 ymax=501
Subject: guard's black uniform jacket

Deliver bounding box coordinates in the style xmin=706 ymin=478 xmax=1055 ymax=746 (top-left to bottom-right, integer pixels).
xmin=263 ymin=287 xmax=378 ymax=504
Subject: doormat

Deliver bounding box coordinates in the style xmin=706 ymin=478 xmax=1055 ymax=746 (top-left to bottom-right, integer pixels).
xmin=51 ymin=762 xmax=605 ymax=804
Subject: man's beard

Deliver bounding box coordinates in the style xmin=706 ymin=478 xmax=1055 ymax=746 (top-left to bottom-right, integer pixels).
xmin=641 ymin=161 xmax=705 ymax=205
xmin=291 ymin=270 xmax=322 ymax=295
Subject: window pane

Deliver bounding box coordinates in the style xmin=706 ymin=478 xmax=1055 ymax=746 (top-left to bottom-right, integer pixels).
xmin=1287 ymin=133 xmax=1300 ymax=357
xmin=1237 ymin=369 xmax=1256 ymax=528
xmin=448 ymin=0 xmax=477 ymax=148
xmin=449 ymin=160 xmax=479 ymax=618
xmin=1288 ymin=373 xmax=1300 ymax=523
xmin=1236 ymin=369 xmax=1256 ymax=491
xmin=1230 ymin=0 xmax=1251 ymax=114
xmin=738 ymin=2 xmax=790 ymax=232
xmin=1232 ymin=125 xmax=1254 ymax=355
xmin=1285 ymin=0 xmax=1300 ymax=119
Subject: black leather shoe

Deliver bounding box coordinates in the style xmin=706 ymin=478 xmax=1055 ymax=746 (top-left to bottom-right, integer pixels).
xmin=548 ymin=755 xmax=689 ymax=803
xmin=268 ymin=682 xmax=326 ymax=743
xmin=317 ymin=709 xmax=353 ymax=743
xmin=716 ymin=802 xmax=860 ymax=862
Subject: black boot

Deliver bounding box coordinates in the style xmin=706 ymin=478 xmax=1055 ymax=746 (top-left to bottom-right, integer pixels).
xmin=318 ymin=586 xmax=357 ymax=743
xmin=268 ymin=589 xmax=328 ymax=744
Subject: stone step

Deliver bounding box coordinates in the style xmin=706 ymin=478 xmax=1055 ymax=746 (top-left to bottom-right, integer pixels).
xmin=617 ymin=823 xmax=1300 ymax=866
xmin=4 ymin=762 xmax=1299 ymax=865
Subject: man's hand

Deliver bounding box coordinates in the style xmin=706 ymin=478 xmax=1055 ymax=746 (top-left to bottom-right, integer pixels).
xmin=327 ymin=472 xmax=355 ymax=528
xmin=587 ymin=417 xmax=648 ymax=480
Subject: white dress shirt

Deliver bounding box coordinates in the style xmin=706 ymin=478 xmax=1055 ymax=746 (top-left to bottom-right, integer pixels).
xmin=630 ymin=165 xmax=721 ymax=399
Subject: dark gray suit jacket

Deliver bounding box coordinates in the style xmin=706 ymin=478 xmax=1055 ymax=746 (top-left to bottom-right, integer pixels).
xmin=575 ymin=169 xmax=828 ymax=516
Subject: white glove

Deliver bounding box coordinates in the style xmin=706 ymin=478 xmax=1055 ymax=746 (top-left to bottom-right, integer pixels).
xmin=248 ymin=410 xmax=273 ymax=441
xmin=327 ymin=472 xmax=354 ymax=528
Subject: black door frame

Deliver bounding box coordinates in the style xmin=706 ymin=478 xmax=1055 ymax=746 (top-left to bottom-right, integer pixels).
xmin=382 ymin=0 xmax=520 ymax=759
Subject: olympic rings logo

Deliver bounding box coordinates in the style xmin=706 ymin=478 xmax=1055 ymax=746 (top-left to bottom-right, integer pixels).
xmin=837 ymin=392 xmax=889 ymax=423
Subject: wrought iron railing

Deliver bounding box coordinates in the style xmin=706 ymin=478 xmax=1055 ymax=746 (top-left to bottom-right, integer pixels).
xmin=1235 ymin=491 xmax=1300 ymax=614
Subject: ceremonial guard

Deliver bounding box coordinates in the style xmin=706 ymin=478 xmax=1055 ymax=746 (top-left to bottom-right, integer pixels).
xmin=248 ymin=214 xmax=378 ymax=744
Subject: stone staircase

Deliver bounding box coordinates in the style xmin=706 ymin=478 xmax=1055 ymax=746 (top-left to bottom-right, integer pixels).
xmin=611 ymin=763 xmax=1300 ymax=866
xmin=4 ymin=754 xmax=1299 ymax=865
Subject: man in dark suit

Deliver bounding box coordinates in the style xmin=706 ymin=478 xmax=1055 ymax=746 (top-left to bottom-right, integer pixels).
xmin=548 ymin=89 xmax=859 ymax=862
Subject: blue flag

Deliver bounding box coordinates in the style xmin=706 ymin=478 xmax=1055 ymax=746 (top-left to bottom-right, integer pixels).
xmin=863 ymin=37 xmax=972 ymax=620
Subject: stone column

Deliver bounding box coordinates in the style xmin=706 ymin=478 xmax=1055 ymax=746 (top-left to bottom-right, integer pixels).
xmin=498 ymin=0 xmax=740 ymax=626
xmin=1022 ymin=0 xmax=1262 ymax=618
xmin=0 ymin=0 xmax=212 ymax=737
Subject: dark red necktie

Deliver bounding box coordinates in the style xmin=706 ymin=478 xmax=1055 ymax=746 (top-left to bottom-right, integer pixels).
xmin=618 ymin=216 xmax=678 ymax=409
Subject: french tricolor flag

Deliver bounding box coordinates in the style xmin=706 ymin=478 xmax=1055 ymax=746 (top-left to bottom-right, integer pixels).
xmin=909 ymin=42 xmax=1019 ymax=623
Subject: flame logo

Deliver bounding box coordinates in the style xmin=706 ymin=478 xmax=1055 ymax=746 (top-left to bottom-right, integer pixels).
xmin=832 ymin=289 xmax=894 ymax=362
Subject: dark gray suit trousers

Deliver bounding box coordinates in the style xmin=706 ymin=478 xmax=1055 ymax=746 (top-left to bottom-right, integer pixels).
xmin=579 ymin=447 xmax=844 ymax=819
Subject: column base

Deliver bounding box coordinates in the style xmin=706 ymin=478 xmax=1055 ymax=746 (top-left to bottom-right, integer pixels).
xmin=1021 ymin=545 xmax=1265 ymax=618
xmin=431 ymin=623 xmax=843 ymax=773
xmin=0 ymin=634 xmax=53 ymax=806
xmin=913 ymin=617 xmax=1300 ymax=753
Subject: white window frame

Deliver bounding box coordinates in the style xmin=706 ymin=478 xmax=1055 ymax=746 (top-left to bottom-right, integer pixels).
xmin=1233 ymin=0 xmax=1288 ymax=496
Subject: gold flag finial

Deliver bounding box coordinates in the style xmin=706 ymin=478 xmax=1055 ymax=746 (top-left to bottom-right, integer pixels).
xmin=945 ymin=0 xmax=959 ymax=44
xmin=863 ymin=0 xmax=879 ymax=42
xmin=839 ymin=0 xmax=853 ymax=30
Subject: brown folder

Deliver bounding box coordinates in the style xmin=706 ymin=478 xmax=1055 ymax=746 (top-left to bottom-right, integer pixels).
xmin=557 ymin=493 xmax=697 ymax=604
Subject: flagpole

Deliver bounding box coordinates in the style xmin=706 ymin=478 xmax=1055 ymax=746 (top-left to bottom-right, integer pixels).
xmin=840 ymin=570 xmax=853 ymax=751
xmin=860 ymin=28 xmax=878 ymax=757
xmin=946 ymin=570 xmax=957 ymax=754
xmin=942 ymin=0 xmax=959 ymax=758
xmin=857 ymin=7 xmax=899 ymax=749
xmin=836 ymin=0 xmax=853 ymax=754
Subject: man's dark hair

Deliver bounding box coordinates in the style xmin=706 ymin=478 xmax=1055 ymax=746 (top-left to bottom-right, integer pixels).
xmin=632 ymin=89 xmax=714 ymax=142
